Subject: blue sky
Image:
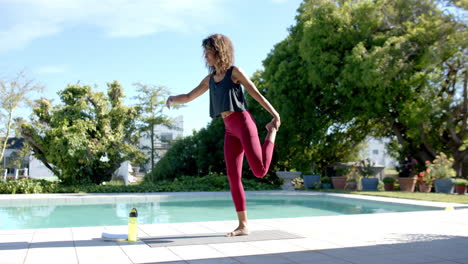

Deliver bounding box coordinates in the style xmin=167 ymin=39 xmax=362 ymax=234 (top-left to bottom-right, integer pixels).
xmin=0 ymin=0 xmax=303 ymax=136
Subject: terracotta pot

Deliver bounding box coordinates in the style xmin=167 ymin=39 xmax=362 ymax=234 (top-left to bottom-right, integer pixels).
xmin=384 ymin=182 xmax=394 ymax=191
xmin=455 ymin=185 xmax=466 ymax=195
xmin=331 ymin=176 xmax=347 ymax=190
xmin=418 ymin=183 xmax=432 ymax=193
xmin=398 ymin=177 xmax=417 ymax=192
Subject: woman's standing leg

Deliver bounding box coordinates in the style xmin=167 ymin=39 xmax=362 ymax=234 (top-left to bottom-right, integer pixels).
xmin=224 ymin=132 xmax=250 ymax=236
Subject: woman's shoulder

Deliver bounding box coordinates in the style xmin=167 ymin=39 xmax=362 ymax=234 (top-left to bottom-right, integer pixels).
xmin=230 ymin=66 xmax=247 ymax=84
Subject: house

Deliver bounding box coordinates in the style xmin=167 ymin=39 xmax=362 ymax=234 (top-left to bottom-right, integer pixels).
xmin=138 ymin=115 xmax=184 ymax=173
xmin=361 ymin=137 xmax=398 ymax=169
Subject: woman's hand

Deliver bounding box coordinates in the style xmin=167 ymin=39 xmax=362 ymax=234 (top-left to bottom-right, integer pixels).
xmin=272 ymin=116 xmax=281 ymax=130
xmin=166 ymin=96 xmax=174 ymax=109
xmin=266 ymin=116 xmax=281 ymax=131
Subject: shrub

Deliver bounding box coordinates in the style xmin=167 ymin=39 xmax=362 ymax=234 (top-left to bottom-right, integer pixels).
xmin=0 ymin=173 xmax=279 ymax=194
xmin=383 ymin=177 xmax=396 ymax=183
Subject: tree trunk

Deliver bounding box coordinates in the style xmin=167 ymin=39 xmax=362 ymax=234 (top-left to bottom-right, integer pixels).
xmin=150 ymin=124 xmax=155 ymax=171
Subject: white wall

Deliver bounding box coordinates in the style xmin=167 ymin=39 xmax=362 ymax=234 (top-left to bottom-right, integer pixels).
xmin=28 ymin=156 xmax=56 ymax=179
xmin=361 ymin=137 xmax=398 ymax=168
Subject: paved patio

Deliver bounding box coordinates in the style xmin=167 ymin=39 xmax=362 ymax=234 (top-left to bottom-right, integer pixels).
xmin=1 ymin=192 xmax=468 ymax=264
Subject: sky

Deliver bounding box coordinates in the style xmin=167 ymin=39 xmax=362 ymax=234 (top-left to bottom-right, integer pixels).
xmin=0 ymin=0 xmax=303 ymax=136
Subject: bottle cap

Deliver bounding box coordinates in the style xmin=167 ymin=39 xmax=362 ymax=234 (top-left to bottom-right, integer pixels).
xmin=129 ymin=208 xmax=138 ymax=217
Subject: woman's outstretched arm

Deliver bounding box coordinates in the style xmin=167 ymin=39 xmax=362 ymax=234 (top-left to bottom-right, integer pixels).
xmin=166 ymin=75 xmax=210 ymax=109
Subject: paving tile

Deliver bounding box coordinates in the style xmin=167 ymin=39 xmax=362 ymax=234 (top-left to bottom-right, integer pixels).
xmin=208 ymin=242 xmax=267 ymax=257
xmin=142 ymin=261 xmax=188 ymax=264
xmin=281 ymin=250 xmax=350 ymax=264
xmin=343 ymin=254 xmax=407 ymax=264
xmin=244 ymin=239 xmax=309 ymax=254
xmin=186 ymin=256 xmax=241 ymax=264
xmin=75 ymin=243 xmax=132 ymax=264
xmin=233 ymin=253 xmax=298 ymax=264
xmin=120 ymin=243 xmax=184 ymax=263
xmin=0 ymin=233 xmax=33 ymax=249
xmin=387 ymin=252 xmax=446 ymax=264
xmin=168 ymin=244 xmax=227 ymax=261
xmin=24 ymin=246 xmax=77 ymax=264
xmin=426 ymin=262 xmax=466 ymax=264
xmin=0 ymin=248 xmax=28 ymax=264
xmin=286 ymin=238 xmax=341 ymax=251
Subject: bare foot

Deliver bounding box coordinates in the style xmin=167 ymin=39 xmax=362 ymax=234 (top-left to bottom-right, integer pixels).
xmin=226 ymin=226 xmax=250 ymax=237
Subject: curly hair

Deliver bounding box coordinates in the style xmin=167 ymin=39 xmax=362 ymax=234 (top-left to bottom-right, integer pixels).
xmin=202 ymin=34 xmax=234 ymax=74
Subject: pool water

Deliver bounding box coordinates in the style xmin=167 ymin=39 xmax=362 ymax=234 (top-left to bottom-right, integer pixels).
xmin=0 ymin=194 xmax=441 ymax=230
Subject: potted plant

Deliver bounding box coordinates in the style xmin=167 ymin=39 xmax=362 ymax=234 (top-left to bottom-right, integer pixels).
xmin=358 ymin=158 xmax=378 ymax=191
xmin=454 ymin=179 xmax=467 ymax=195
xmin=331 ymin=167 xmax=349 ymax=190
xmin=397 ymin=155 xmax=418 ymax=192
xmin=426 ymin=153 xmax=456 ymax=193
xmin=276 ymin=170 xmax=302 ymax=191
xmin=416 ymin=171 xmax=433 ymax=193
xmin=344 ymin=167 xmax=359 ymax=190
xmin=321 ymin=176 xmax=332 ymax=189
xmin=302 ymin=165 xmax=321 ymax=189
xmin=383 ymin=177 xmax=396 ymax=191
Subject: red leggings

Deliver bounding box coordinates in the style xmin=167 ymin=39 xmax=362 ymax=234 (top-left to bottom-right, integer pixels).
xmin=223 ymin=111 xmax=274 ymax=212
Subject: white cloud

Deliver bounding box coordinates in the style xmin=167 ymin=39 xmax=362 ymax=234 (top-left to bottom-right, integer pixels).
xmin=36 ymin=65 xmax=68 ymax=74
xmin=0 ymin=0 xmax=227 ymax=53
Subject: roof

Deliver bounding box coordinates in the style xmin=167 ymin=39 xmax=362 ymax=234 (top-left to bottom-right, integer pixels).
xmin=0 ymin=137 xmax=25 ymax=149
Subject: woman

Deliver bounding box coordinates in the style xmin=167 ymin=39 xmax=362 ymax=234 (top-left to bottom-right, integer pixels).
xmin=166 ymin=34 xmax=280 ymax=237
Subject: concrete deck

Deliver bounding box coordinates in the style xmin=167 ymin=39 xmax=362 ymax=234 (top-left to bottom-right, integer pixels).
xmin=1 ymin=192 xmax=468 ymax=264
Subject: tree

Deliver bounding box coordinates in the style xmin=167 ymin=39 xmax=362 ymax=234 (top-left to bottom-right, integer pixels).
xmin=0 ymin=72 xmax=43 ymax=170
xmin=257 ymin=0 xmax=467 ymax=176
xmin=20 ymin=81 xmax=145 ymax=184
xmin=133 ymin=83 xmax=180 ymax=172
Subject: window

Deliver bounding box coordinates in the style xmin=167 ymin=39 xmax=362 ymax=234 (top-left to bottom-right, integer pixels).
xmin=373 ymin=149 xmax=379 ymax=155
xmin=160 ymin=133 xmax=173 ymax=141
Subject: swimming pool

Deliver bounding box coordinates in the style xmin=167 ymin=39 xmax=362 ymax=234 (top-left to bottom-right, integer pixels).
xmin=0 ymin=192 xmax=442 ymax=230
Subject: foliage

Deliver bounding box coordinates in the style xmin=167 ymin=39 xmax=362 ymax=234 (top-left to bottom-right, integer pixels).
xmin=255 ymin=0 xmax=467 ymax=177
xmin=454 ymin=178 xmax=468 ymax=186
xmin=416 ymin=171 xmax=435 ymax=187
xmin=383 ymin=177 xmax=396 ymax=183
xmin=0 ymin=178 xmax=50 ymax=194
xmin=19 ymin=81 xmax=145 ymax=184
xmin=0 ymin=72 xmax=43 ymax=169
xmin=321 ymin=176 xmax=331 ymax=183
xmin=0 ymin=173 xmax=279 ymax=194
xmin=146 ymin=118 xmax=224 ymax=181
xmin=133 ymin=83 xmax=180 ymax=172
xmin=345 ymin=167 xmax=360 ymax=182
xmin=356 ymin=158 xmax=376 ymax=178
xmin=312 ymin=189 xmax=468 ymax=204
xmin=425 ymin=152 xmax=456 ymax=179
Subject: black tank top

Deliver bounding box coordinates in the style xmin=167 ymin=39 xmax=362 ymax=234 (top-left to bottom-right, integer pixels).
xmin=209 ymin=66 xmax=248 ymax=118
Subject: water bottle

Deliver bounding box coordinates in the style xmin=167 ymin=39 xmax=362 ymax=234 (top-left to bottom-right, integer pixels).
xmin=128 ymin=208 xmax=138 ymax=242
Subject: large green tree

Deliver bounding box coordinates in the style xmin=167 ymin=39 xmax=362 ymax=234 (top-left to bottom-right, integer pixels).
xmin=20 ymin=81 xmax=145 ymax=184
xmin=257 ymin=0 xmax=467 ymax=176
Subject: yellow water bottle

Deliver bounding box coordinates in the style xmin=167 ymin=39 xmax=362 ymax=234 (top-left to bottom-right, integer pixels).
xmin=128 ymin=208 xmax=138 ymax=242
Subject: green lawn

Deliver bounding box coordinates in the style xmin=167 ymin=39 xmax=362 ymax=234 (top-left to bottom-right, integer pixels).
xmin=311 ymin=189 xmax=468 ymax=204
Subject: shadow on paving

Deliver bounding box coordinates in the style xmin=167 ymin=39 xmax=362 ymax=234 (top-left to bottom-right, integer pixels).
xmin=1 ymin=234 xmax=468 ymax=264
